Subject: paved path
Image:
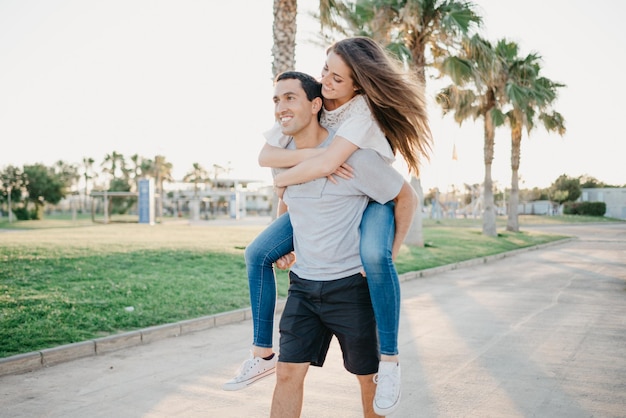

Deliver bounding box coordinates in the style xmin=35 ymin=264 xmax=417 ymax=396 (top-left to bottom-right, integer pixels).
xmin=1 ymin=223 xmax=625 ymax=417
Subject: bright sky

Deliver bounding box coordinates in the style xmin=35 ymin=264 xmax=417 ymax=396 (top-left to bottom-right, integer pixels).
xmin=1 ymin=0 xmax=624 ymax=192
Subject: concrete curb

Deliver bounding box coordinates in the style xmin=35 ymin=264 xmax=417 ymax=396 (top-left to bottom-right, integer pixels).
xmin=0 ymin=302 xmax=288 ymax=378
xmin=0 ymin=237 xmax=575 ymax=378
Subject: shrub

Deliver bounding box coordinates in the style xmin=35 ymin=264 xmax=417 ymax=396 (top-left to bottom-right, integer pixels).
xmin=563 ymin=201 xmax=606 ymax=216
xmin=13 ymin=207 xmax=30 ymax=220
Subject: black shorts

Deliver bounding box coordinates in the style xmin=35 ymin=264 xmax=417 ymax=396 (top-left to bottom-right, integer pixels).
xmin=278 ymin=271 xmax=380 ymax=375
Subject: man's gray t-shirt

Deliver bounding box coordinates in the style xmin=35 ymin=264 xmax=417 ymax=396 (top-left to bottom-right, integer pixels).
xmin=280 ymin=132 xmax=405 ymax=281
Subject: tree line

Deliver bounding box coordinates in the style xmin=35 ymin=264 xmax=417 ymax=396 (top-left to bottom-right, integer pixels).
xmin=0 ymin=153 xmax=231 ymax=220
xmin=423 ymin=174 xmax=621 ymax=209
xmin=0 ymin=153 xmax=616 ymax=222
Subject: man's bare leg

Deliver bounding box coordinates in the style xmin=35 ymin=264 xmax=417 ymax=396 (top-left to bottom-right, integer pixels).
xmin=357 ymin=373 xmax=383 ymax=418
xmin=270 ymin=362 xmax=309 ymax=418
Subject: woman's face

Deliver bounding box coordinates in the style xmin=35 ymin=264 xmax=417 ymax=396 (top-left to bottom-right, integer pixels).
xmin=320 ymin=51 xmax=358 ymax=106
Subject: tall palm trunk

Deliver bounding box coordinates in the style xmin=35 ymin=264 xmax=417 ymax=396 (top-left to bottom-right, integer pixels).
xmin=272 ymin=0 xmax=296 ymax=76
xmin=482 ymin=107 xmax=497 ymax=237
xmin=404 ymin=176 xmax=424 ymax=245
xmin=404 ymin=38 xmax=428 ymax=247
xmin=270 ymin=0 xmax=297 ymax=218
xmin=507 ymin=118 xmax=523 ymax=232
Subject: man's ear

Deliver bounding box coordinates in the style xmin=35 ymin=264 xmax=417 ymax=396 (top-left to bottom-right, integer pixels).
xmin=311 ymin=97 xmax=323 ymax=114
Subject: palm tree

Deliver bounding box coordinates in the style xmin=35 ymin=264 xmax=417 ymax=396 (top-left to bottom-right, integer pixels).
xmin=272 ymin=0 xmax=297 ymax=76
xmin=101 ymin=151 xmax=126 ymax=186
xmin=183 ymin=163 xmax=210 ymax=199
xmin=152 ymin=155 xmax=173 ymax=219
xmin=492 ymin=41 xmax=566 ymax=231
xmin=318 ymin=0 xmax=482 ymax=245
xmin=81 ymin=157 xmax=95 ymax=211
xmin=139 ymin=158 xmax=154 ymax=181
xmin=271 ymin=0 xmax=342 ymax=74
xmin=268 ymin=0 xmax=298 ymax=218
xmin=321 ymin=0 xmax=481 ymax=85
xmin=129 ymin=154 xmax=146 ymax=192
xmin=437 ymin=34 xmax=505 ymax=236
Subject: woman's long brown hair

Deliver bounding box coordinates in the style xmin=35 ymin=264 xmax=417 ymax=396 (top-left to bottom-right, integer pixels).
xmin=330 ymin=36 xmax=432 ymax=176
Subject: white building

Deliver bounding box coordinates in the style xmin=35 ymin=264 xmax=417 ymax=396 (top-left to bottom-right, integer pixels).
xmin=517 ymin=200 xmax=558 ymax=216
xmin=580 ymin=188 xmax=626 ymax=220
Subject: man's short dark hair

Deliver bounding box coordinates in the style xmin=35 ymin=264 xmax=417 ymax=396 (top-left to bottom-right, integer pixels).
xmin=275 ymin=71 xmax=322 ymax=103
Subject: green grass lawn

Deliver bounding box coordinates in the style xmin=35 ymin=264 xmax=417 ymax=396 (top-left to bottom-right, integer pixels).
xmin=0 ymin=214 xmax=618 ymax=358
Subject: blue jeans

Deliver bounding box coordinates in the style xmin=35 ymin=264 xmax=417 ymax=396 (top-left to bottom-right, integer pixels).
xmin=245 ymin=201 xmax=400 ymax=355
xmin=360 ymin=201 xmax=400 ymax=356
xmin=244 ymin=213 xmax=294 ymax=349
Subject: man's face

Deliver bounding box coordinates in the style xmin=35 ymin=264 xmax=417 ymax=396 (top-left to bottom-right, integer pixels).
xmin=273 ymin=78 xmax=319 ymax=137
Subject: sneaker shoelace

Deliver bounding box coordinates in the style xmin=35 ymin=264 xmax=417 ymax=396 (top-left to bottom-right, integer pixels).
xmin=236 ymin=357 xmax=259 ymax=380
xmin=374 ymin=371 xmax=399 ymax=403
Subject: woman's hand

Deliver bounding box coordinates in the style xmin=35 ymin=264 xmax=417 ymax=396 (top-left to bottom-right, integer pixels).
xmin=326 ymin=162 xmax=354 ymax=184
xmin=274 ymin=185 xmax=286 ymax=199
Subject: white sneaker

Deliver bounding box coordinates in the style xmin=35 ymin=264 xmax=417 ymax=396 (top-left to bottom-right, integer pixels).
xmin=222 ymin=351 xmax=277 ymax=391
xmin=373 ymin=361 xmax=401 ymax=415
